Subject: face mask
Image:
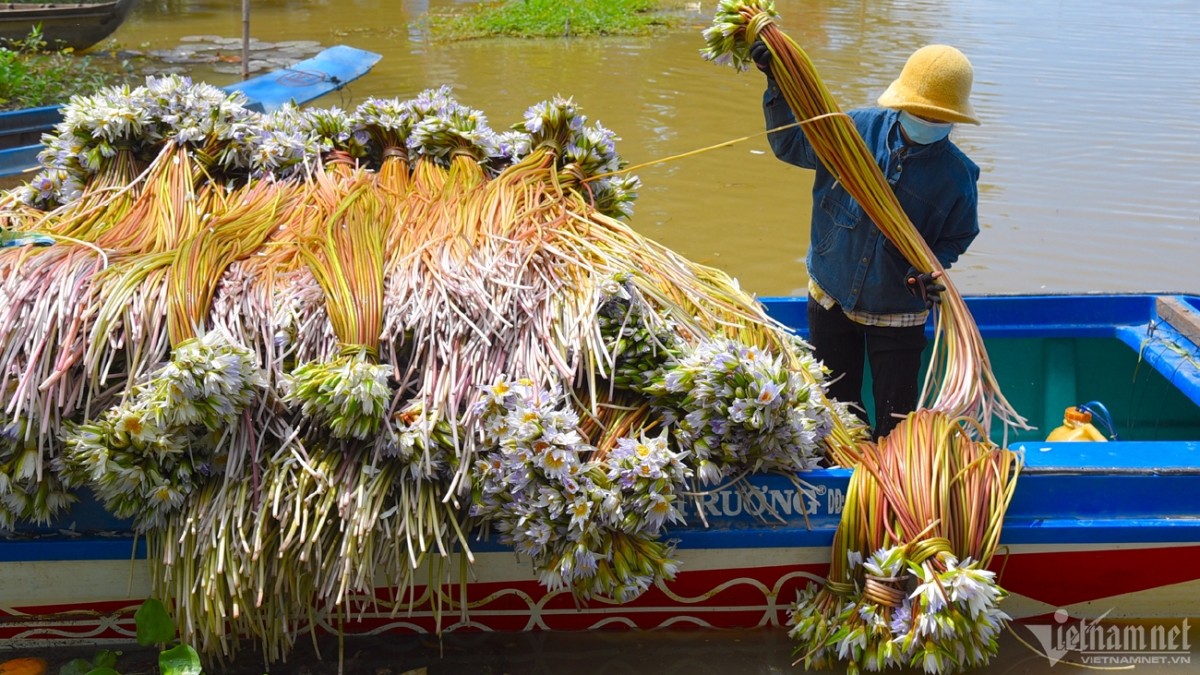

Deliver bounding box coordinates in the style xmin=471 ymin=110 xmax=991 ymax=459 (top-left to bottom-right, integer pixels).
xmin=898 ymin=111 xmax=954 ymax=145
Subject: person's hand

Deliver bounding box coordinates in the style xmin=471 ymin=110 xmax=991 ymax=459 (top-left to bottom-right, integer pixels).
xmin=750 ymin=39 xmax=773 ymax=78
xmin=905 ymin=271 xmax=946 ymax=309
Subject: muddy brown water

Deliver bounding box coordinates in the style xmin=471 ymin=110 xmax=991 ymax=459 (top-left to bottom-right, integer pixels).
xmin=112 ymin=0 xmax=1200 ymax=298
xmin=15 ymin=0 xmax=1192 ymax=672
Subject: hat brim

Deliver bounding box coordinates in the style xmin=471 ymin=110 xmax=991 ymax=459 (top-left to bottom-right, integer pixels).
xmin=877 ymin=81 xmax=981 ymax=125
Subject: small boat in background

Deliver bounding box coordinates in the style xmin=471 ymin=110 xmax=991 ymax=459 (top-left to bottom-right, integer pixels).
xmin=0 ymin=0 xmax=139 ymax=52
xmin=0 ymin=44 xmax=383 ymax=182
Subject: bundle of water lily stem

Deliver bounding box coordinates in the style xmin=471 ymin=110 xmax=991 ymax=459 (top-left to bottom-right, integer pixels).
xmin=702 ymin=1 xmax=1027 ymax=673
xmin=0 ymin=78 xmax=864 ymax=661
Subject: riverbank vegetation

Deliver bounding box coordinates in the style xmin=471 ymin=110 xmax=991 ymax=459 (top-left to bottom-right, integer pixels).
xmin=422 ymin=0 xmax=683 ymax=41
xmin=0 ymin=28 xmax=127 ymax=111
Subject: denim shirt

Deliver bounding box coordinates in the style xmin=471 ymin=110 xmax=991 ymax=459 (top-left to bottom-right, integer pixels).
xmin=763 ymin=81 xmax=980 ymax=315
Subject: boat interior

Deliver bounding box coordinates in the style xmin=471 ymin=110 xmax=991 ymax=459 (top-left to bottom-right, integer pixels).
xmin=764 ymin=293 xmax=1200 ymax=443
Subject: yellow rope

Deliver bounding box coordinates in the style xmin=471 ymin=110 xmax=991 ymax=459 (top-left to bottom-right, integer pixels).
xmin=583 ymin=112 xmax=851 ymax=183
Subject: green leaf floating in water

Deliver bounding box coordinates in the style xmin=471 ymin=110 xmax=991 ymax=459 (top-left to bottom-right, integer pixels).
xmin=158 ymin=645 xmax=202 ymax=675
xmin=59 ymin=660 xmax=93 ymax=675
xmin=63 ymin=648 xmax=120 ymax=675
xmin=134 ymin=599 xmax=176 ymax=646
xmin=90 ymin=652 xmax=117 ymax=672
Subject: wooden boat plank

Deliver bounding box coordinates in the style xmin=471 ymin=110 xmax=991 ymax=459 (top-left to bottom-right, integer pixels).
xmin=1115 ymin=322 xmax=1200 ymax=408
xmin=1158 ymin=295 xmax=1200 ymax=349
xmin=6 ymin=444 xmax=1200 ymax=560
xmin=765 ymin=294 xmax=1200 ymax=410
xmin=1017 ymin=439 xmax=1200 ymax=471
xmin=0 ymin=105 xmax=68 ymax=144
xmin=765 ymin=294 xmax=1160 ymax=340
xmin=0 ymin=4 xmax=120 ymax=20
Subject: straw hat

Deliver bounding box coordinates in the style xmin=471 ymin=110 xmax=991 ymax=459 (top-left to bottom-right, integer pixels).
xmin=877 ymin=45 xmax=980 ymax=125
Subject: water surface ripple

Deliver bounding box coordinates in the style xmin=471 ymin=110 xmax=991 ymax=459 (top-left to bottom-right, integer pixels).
xmin=116 ymin=0 xmax=1200 ymax=295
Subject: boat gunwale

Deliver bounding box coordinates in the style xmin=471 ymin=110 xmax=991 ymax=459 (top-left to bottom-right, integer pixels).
xmin=0 ymin=2 xmax=124 ymax=21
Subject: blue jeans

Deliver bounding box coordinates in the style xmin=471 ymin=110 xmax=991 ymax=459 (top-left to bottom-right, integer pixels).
xmin=806 ymin=297 xmax=928 ymax=440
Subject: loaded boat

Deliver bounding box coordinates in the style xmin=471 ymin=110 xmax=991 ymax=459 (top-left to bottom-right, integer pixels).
xmin=2 ymin=292 xmax=1198 ymax=645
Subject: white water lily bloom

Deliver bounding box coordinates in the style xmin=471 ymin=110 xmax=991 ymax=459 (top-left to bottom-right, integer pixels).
xmin=863 ymin=546 xmax=903 ymax=578
xmin=496 ymin=129 xmax=532 ymax=163
xmin=114 ymin=410 xmax=165 ymax=446
xmin=941 ymin=561 xmax=1005 ymax=625
xmin=889 ymin=599 xmax=914 ymax=637
xmin=12 ymin=168 xmax=77 ymax=208
xmin=286 ymin=353 xmax=393 ymax=439
xmin=599 ymin=276 xmax=630 ymax=302
xmin=638 ymin=335 xmax=831 ymax=477
xmin=568 ymin=496 xmax=592 ymax=531
xmin=922 ymin=648 xmax=945 ymax=674
xmin=471 ymin=379 xmax=686 ymax=602
xmin=644 ymin=492 xmax=676 ymax=530
xmin=836 ymin=626 xmax=867 ymax=661
xmin=13 ymin=447 xmax=37 ymax=482
xmin=701 ymin=1 xmax=782 ymax=72
xmin=144 ymin=332 xmax=263 ymax=430
xmin=695 ymin=459 xmax=724 ymax=486
xmin=911 ymin=568 xmax=947 ymax=615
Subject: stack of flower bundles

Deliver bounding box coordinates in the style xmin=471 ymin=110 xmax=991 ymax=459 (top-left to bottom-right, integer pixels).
xmin=0 ymin=77 xmax=864 ymax=660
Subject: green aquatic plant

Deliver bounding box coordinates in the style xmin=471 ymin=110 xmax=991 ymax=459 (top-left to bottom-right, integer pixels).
xmin=137 ymin=599 xmax=203 ymax=675
xmin=58 ymin=650 xmax=120 ymax=675
xmin=0 ymin=27 xmax=127 ymax=111
xmin=422 ymin=0 xmax=679 ymax=41
xmin=55 ymin=599 xmax=202 ymax=675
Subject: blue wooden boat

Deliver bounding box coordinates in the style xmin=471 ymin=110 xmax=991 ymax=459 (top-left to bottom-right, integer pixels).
xmin=1 ymin=293 xmax=1198 ymax=643
xmin=0 ymin=44 xmax=383 ymax=179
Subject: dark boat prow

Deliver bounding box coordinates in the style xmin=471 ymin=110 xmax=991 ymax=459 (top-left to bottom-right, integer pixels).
xmin=0 ymin=0 xmax=138 ymax=52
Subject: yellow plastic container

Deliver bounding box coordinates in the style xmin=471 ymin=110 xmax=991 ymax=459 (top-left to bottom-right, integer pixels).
xmin=1046 ymin=407 xmax=1107 ymax=442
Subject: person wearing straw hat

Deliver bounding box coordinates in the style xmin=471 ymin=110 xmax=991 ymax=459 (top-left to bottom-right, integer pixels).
xmin=750 ymin=42 xmax=982 ymax=440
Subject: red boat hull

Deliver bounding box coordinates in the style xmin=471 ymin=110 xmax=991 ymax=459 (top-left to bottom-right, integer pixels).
xmin=4 ymin=542 xmax=1199 ymax=646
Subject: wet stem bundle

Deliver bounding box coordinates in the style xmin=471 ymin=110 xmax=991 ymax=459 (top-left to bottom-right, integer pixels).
xmin=302 ymin=173 xmax=385 ymax=353
xmin=703 ymin=0 xmax=1027 ymax=438
xmin=289 ymin=168 xmax=392 ymax=440
xmin=167 ymin=180 xmax=286 ymax=346
xmin=789 ymin=411 xmax=1022 ymax=674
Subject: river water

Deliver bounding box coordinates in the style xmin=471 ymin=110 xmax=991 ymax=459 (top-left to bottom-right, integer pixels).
xmin=85 ymin=1 xmax=1200 ymax=673
xmin=114 ymin=0 xmax=1200 ymax=298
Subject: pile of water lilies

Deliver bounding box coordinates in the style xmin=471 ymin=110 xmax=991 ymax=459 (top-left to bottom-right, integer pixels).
xmin=0 ymin=76 xmax=861 ymax=660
